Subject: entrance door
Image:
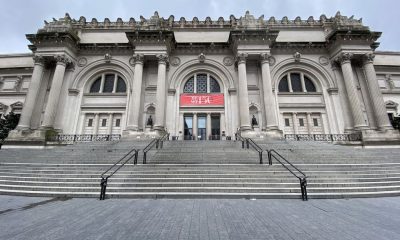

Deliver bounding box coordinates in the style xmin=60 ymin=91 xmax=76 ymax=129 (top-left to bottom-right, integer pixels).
xmin=211 ymin=115 xmax=220 ymax=140
xmin=197 ymin=115 xmax=206 ymax=140
xmin=184 ymin=115 xmax=193 ymax=140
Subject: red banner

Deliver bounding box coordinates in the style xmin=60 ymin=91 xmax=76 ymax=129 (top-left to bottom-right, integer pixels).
xmin=180 ymin=93 xmax=224 ymax=106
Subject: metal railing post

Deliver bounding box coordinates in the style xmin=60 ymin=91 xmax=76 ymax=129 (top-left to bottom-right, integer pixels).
xmin=143 ymin=152 xmax=147 ymax=164
xmin=241 ymin=140 xmax=244 ymax=149
xmin=259 ymin=151 xmax=263 ymax=164
xmin=300 ymin=178 xmax=308 ymax=201
xmin=268 ymin=151 xmax=272 ymax=165
xmin=156 ymin=140 xmax=159 ymax=149
xmin=134 ymin=151 xmax=138 ymax=165
xmin=100 ymin=177 xmax=108 ymax=200
xmin=246 ymin=139 xmax=249 ymax=149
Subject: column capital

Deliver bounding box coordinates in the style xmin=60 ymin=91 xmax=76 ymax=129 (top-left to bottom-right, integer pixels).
xmin=260 ymin=53 xmax=272 ymax=64
xmin=132 ymin=54 xmax=144 ymax=64
xmin=156 ymin=54 xmax=169 ymax=64
xmin=33 ymin=55 xmax=45 ymax=66
xmin=336 ymin=52 xmax=353 ymax=65
xmin=362 ymin=53 xmax=375 ymax=65
xmin=236 ymin=53 xmax=248 ymax=64
xmin=55 ymin=55 xmax=72 ymax=66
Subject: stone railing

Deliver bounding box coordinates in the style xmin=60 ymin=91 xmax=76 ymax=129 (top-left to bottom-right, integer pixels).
xmin=47 ymin=134 xmax=121 ymax=143
xmin=284 ymin=133 xmax=362 ymax=142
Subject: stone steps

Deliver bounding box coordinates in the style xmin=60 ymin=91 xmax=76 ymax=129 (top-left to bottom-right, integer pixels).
xmin=0 ymin=139 xmax=400 ymax=199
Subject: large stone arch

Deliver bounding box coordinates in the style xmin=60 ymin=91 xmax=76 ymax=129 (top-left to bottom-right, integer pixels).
xmin=70 ymin=59 xmax=134 ymax=91
xmin=169 ymin=59 xmax=235 ymax=91
xmin=271 ymin=58 xmax=336 ymax=90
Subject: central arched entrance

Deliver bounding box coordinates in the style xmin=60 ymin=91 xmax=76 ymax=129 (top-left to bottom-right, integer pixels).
xmin=180 ymin=73 xmax=224 ymax=140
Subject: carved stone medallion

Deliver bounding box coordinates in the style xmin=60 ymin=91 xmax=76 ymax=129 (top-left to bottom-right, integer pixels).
xmin=319 ymin=56 xmax=329 ymax=66
xmin=223 ymin=57 xmax=234 ymax=66
xmin=170 ymin=57 xmax=181 ymax=66
xmin=129 ymin=57 xmax=135 ymax=66
xmin=268 ymin=56 xmax=276 ymax=66
xmin=77 ymin=57 xmax=88 ymax=67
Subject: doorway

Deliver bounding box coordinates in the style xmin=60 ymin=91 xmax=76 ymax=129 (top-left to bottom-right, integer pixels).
xmin=197 ymin=115 xmax=206 ymax=140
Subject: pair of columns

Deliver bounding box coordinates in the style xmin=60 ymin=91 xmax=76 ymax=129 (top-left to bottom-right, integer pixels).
xmin=236 ymin=53 xmax=279 ymax=132
xmin=17 ymin=55 xmax=71 ymax=130
xmin=127 ymin=54 xmax=168 ymax=132
xmin=335 ymin=52 xmax=392 ymax=131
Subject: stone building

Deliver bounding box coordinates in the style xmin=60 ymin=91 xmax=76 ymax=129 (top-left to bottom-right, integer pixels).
xmin=1 ymin=11 xmax=400 ymax=146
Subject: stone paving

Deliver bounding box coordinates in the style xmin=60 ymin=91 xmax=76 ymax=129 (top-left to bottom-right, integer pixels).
xmin=0 ymin=196 xmax=400 ymax=240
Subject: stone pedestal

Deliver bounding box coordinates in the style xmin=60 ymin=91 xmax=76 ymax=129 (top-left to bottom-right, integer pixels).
xmin=361 ymin=129 xmax=400 ymax=146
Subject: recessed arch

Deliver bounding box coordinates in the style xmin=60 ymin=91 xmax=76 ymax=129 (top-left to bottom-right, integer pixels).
xmin=271 ymin=58 xmax=336 ymax=90
xmin=70 ymin=59 xmax=134 ymax=92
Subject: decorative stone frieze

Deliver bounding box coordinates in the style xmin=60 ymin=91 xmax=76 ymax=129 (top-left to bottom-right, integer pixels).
xmin=55 ymin=55 xmax=72 ymax=66
xmin=77 ymin=57 xmax=87 ymax=67
xmin=336 ymin=52 xmax=353 ymax=65
xmin=223 ymin=57 xmax=234 ymax=66
xmin=170 ymin=57 xmax=181 ymax=66
xmin=198 ymin=53 xmax=205 ymax=63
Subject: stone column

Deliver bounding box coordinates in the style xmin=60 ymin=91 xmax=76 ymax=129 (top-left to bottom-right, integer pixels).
xmin=41 ymin=55 xmax=70 ymax=129
xmin=292 ymin=113 xmax=298 ymax=134
xmin=206 ymin=113 xmax=212 ymax=140
xmin=108 ymin=113 xmax=114 ymax=134
xmin=179 ymin=112 xmax=184 ymax=139
xmin=93 ymin=113 xmax=100 ymax=135
xmin=127 ymin=54 xmax=144 ymax=131
xmin=220 ymin=112 xmax=226 ymax=136
xmin=331 ymin=62 xmax=353 ymax=132
xmin=260 ymin=53 xmax=279 ymax=130
xmin=17 ymin=56 xmax=45 ymax=130
xmin=337 ymin=53 xmax=367 ymax=130
xmin=306 ymin=113 xmax=313 ymax=134
xmin=362 ymin=53 xmax=393 ymax=130
xmin=237 ymin=53 xmax=251 ymax=131
xmin=154 ymin=54 xmax=168 ymax=132
xmin=193 ymin=113 xmax=198 ymax=140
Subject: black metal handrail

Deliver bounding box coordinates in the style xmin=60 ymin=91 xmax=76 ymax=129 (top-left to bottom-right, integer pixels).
xmin=99 ymin=148 xmax=138 ymax=200
xmin=142 ymin=132 xmax=169 ymax=164
xmin=235 ymin=131 xmax=264 ymax=164
xmin=267 ymin=149 xmax=308 ymax=201
xmin=245 ymin=138 xmax=264 ymax=164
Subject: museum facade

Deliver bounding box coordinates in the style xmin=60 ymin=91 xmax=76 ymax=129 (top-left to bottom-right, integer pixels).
xmin=1 ymin=11 xmax=400 ymax=145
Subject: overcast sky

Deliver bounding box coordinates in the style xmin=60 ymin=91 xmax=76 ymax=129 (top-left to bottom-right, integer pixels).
xmin=0 ymin=0 xmax=398 ymax=54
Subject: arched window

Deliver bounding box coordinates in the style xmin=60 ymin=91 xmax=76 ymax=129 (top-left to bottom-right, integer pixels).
xmin=278 ymin=72 xmax=317 ymax=93
xmin=183 ymin=74 xmax=221 ymax=93
xmin=89 ymin=73 xmax=127 ymax=93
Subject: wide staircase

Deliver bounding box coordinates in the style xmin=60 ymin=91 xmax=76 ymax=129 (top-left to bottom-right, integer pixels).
xmin=0 ymin=138 xmax=400 ymax=199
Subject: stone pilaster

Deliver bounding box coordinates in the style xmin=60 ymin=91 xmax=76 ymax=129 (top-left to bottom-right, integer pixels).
xmin=41 ymin=55 xmax=71 ymax=129
xmin=260 ymin=53 xmax=279 ymax=130
xmin=17 ymin=55 xmax=45 ymax=130
xmin=108 ymin=113 xmax=114 ymax=134
xmin=93 ymin=113 xmax=100 ymax=135
xmin=154 ymin=54 xmax=168 ymax=132
xmin=127 ymin=54 xmax=144 ymax=131
xmin=336 ymin=52 xmax=368 ymax=130
xmin=193 ymin=113 xmax=198 ymax=140
xmin=362 ymin=53 xmax=393 ymax=130
xmin=237 ymin=53 xmax=251 ymax=131
xmin=306 ymin=113 xmax=313 ymax=134
xmin=292 ymin=113 xmax=298 ymax=134
xmin=206 ymin=113 xmax=211 ymax=139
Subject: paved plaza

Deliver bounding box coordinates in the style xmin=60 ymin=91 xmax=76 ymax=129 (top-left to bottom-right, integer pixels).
xmin=0 ymin=196 xmax=400 ymax=240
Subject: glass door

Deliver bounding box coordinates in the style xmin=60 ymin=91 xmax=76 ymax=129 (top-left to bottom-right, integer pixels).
xmin=197 ymin=115 xmax=206 ymax=140
xmin=211 ymin=115 xmax=220 ymax=140
xmin=184 ymin=115 xmax=193 ymax=140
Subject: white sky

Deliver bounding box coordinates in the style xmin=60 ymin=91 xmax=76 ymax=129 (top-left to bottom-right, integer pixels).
xmin=0 ymin=0 xmax=398 ymax=53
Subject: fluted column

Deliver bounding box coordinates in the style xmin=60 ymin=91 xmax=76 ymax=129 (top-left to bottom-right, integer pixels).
xmin=93 ymin=113 xmax=100 ymax=135
xmin=260 ymin=53 xmax=279 ymax=130
xmin=193 ymin=113 xmax=198 ymax=140
xmin=237 ymin=53 xmax=251 ymax=131
xmin=154 ymin=54 xmax=168 ymax=132
xmin=108 ymin=113 xmax=114 ymax=134
xmin=17 ymin=56 xmax=45 ymax=130
xmin=127 ymin=54 xmax=144 ymax=131
xmin=306 ymin=113 xmax=313 ymax=134
xmin=292 ymin=113 xmax=298 ymax=134
xmin=362 ymin=53 xmax=393 ymax=130
xmin=337 ymin=53 xmax=367 ymax=130
xmin=331 ymin=62 xmax=353 ymax=132
xmin=206 ymin=113 xmax=211 ymax=140
xmin=42 ymin=55 xmax=71 ymax=129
